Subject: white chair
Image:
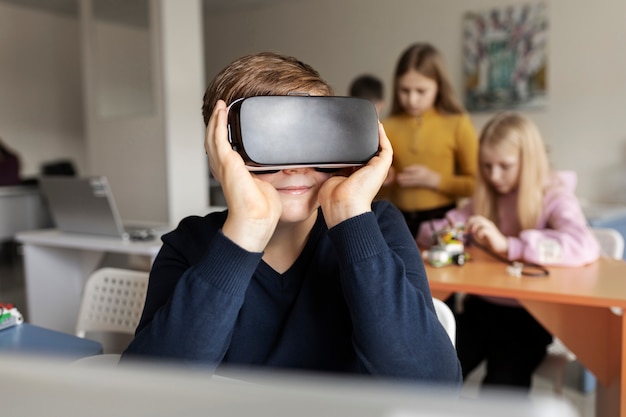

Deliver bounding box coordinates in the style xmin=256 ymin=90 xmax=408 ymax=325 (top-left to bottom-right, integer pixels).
xmin=75 ymin=267 xmax=149 ymax=355
xmin=592 ymin=227 xmax=625 ymax=259
xmin=433 ymin=297 xmax=456 ymax=347
xmin=534 ymin=227 xmax=625 ymax=394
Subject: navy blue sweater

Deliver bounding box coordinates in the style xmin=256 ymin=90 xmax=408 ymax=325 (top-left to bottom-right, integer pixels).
xmin=122 ymin=200 xmax=461 ymax=385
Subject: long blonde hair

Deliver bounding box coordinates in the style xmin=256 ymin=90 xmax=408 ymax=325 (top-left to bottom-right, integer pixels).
xmin=473 ymin=112 xmax=550 ymax=230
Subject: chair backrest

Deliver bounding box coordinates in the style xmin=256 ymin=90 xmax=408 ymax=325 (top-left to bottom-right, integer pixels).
xmin=432 ymin=298 xmax=456 ymax=346
xmin=75 ymin=267 xmax=149 ymax=338
xmin=591 ymin=227 xmax=625 ymax=260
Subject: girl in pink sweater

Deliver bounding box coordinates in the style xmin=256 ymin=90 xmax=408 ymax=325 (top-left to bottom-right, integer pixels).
xmin=417 ymin=111 xmax=600 ymax=392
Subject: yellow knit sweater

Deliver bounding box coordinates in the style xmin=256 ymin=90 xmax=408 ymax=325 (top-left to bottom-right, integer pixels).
xmin=382 ymin=109 xmax=478 ymax=212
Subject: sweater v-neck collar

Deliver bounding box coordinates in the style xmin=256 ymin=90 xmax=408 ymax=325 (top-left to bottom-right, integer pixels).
xmin=256 ymin=209 xmax=327 ymax=285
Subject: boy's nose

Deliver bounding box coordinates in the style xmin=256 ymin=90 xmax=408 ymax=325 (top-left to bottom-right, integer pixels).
xmin=282 ymin=167 xmax=312 ymax=175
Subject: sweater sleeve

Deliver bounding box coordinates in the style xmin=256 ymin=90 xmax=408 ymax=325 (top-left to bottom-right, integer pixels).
xmin=327 ymin=201 xmax=462 ymax=386
xmin=415 ymin=203 xmax=473 ymax=247
xmin=437 ymin=114 xmax=478 ymax=198
xmin=507 ymin=187 xmax=600 ymax=266
xmin=121 ymin=228 xmax=263 ymax=368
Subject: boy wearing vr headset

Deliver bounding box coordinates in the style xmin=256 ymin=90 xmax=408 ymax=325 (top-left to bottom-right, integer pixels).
xmin=122 ymin=52 xmax=461 ymax=386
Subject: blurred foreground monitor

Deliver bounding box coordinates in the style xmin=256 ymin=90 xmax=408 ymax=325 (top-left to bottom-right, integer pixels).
xmin=0 ymin=353 xmax=578 ymax=417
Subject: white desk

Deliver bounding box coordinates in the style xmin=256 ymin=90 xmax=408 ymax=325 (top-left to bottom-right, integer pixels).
xmin=15 ymin=229 xmax=165 ymax=334
xmin=0 ymin=186 xmax=51 ymax=241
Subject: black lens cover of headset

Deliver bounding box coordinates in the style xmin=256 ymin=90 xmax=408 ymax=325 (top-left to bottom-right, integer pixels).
xmin=227 ymin=95 xmax=379 ymax=171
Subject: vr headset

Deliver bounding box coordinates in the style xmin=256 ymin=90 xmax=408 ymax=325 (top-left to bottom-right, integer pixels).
xmin=226 ymin=95 xmax=379 ymax=171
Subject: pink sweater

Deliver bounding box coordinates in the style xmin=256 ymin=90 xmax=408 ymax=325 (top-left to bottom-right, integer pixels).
xmin=417 ymin=171 xmax=600 ymax=267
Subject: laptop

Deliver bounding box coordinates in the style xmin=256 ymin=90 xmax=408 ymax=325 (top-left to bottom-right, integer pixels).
xmin=38 ymin=176 xmax=157 ymax=241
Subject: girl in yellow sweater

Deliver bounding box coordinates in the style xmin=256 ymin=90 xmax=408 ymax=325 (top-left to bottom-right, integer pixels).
xmin=382 ymin=43 xmax=478 ymax=235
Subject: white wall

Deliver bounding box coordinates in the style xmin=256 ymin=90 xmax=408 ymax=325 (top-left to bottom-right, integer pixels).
xmin=159 ymin=0 xmax=208 ymax=224
xmin=0 ymin=4 xmax=85 ymax=178
xmin=79 ymin=0 xmax=169 ymax=223
xmin=91 ymin=22 xmax=154 ymax=118
xmin=204 ymin=0 xmax=626 ymax=204
xmin=80 ymin=0 xmax=207 ymax=224
xmin=0 ymin=1 xmax=207 ymax=225
xmin=2 ymin=0 xmax=625 ymax=216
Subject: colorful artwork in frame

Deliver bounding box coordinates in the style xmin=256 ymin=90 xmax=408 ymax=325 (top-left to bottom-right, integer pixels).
xmin=463 ymin=2 xmax=548 ymax=112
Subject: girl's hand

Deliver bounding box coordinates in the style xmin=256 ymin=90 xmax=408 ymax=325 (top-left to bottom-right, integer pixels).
xmin=465 ymin=215 xmax=508 ymax=256
xmin=318 ymin=122 xmax=393 ymax=228
xmin=205 ymin=100 xmax=282 ymax=252
xmin=395 ymin=164 xmax=441 ymax=189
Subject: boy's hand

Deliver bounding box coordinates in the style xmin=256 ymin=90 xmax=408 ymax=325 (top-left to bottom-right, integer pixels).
xmin=205 ymin=100 xmax=281 ymax=252
xmin=318 ymin=122 xmax=393 ymax=228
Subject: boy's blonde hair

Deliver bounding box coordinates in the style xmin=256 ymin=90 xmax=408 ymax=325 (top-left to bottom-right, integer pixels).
xmin=473 ymin=112 xmax=550 ymax=230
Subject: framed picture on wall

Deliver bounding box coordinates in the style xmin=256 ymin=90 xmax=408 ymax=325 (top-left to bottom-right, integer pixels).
xmin=463 ymin=2 xmax=548 ymax=112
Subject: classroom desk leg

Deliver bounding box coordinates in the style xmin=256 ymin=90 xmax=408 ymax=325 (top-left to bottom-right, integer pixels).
xmin=22 ymin=244 xmax=105 ymax=335
xmin=521 ymin=300 xmax=624 ymax=417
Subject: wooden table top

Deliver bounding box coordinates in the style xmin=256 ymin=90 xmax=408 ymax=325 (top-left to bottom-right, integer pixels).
xmin=425 ymin=247 xmax=626 ymax=308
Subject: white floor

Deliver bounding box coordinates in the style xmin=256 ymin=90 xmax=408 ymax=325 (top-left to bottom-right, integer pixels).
xmin=462 ymin=361 xmax=596 ymax=417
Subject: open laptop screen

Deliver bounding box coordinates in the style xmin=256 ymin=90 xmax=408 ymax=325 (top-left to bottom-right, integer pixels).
xmin=39 ymin=176 xmax=152 ymax=240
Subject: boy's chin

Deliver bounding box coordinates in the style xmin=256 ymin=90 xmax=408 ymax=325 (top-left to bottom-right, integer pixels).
xmin=278 ymin=202 xmax=320 ymax=224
